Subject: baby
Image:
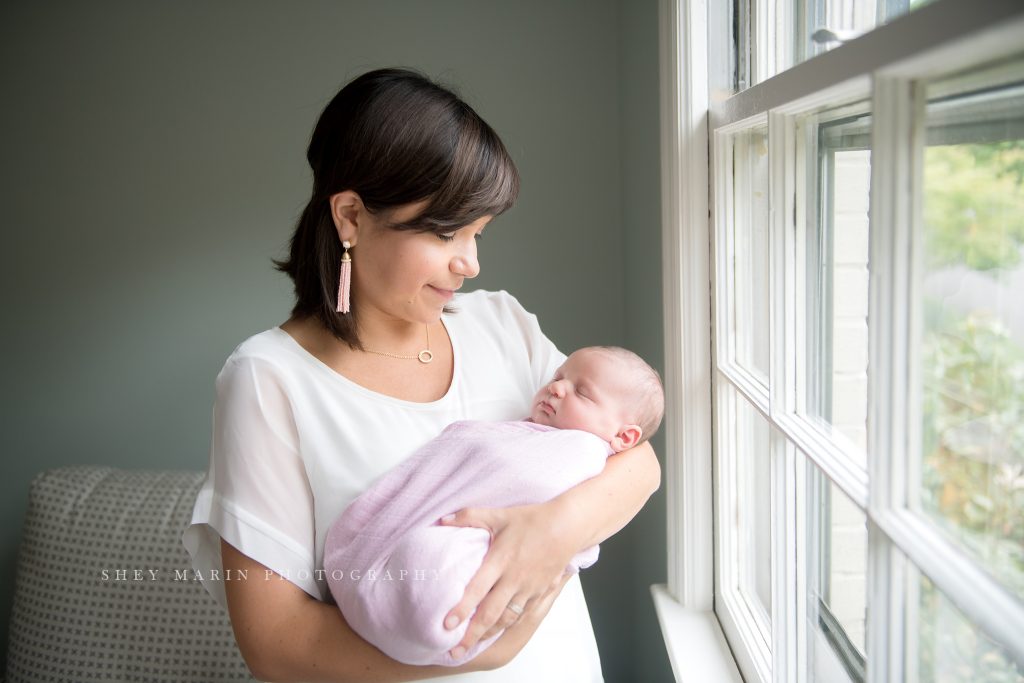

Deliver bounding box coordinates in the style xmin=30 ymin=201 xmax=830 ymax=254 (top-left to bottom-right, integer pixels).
xmin=323 ymin=346 xmax=664 ymax=666
xmin=526 ymin=345 xmax=664 ymax=452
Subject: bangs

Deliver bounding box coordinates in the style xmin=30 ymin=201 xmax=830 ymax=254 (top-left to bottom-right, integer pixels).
xmin=390 ymin=107 xmax=519 ymax=232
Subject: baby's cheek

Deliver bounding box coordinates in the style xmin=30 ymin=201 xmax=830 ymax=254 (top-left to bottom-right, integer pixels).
xmin=554 ymin=409 xmax=579 ymax=431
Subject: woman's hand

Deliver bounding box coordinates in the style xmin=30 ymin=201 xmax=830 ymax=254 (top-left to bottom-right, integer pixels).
xmin=463 ymin=571 xmax=574 ymax=672
xmin=438 ymin=502 xmax=578 ymax=658
xmin=441 ymin=442 xmax=660 ymax=665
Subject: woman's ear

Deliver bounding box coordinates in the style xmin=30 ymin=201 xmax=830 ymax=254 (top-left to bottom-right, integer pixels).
xmin=610 ymin=425 xmax=643 ymax=453
xmin=329 ymin=190 xmax=363 ymax=245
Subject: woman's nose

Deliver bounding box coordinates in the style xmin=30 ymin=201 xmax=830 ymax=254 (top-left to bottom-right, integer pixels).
xmin=450 ymin=241 xmax=480 ymax=279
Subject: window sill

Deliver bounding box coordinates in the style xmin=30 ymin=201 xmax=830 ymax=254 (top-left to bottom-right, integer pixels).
xmin=651 ymin=584 xmax=744 ymax=683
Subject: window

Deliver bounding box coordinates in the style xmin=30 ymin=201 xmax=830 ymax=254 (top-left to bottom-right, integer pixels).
xmin=916 ymin=64 xmax=1024 ymax=601
xmin=739 ymin=0 xmax=928 ymax=89
xmin=654 ymin=0 xmax=1024 ymax=681
xmin=807 ymin=467 xmax=868 ymax=681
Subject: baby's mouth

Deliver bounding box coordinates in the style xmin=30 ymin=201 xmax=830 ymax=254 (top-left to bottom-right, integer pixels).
xmin=538 ymin=400 xmax=555 ymax=416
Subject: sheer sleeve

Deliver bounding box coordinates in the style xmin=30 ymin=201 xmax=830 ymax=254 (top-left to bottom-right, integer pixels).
xmin=182 ymin=355 xmax=320 ymax=608
xmin=492 ymin=290 xmax=567 ymax=393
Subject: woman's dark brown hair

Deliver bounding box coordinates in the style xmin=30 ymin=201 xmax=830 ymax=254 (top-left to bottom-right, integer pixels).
xmin=273 ymin=68 xmax=520 ymax=348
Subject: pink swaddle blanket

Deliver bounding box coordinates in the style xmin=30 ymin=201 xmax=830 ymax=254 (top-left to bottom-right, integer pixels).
xmin=323 ymin=419 xmax=613 ymax=666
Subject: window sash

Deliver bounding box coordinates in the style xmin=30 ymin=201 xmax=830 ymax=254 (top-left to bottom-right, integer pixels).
xmin=715 ymin=380 xmax=774 ymax=682
xmin=656 ymin=0 xmax=1024 ymax=680
xmin=869 ymin=67 xmax=1024 ymax=674
xmin=703 ymin=1 xmax=1024 ymax=679
xmin=711 ymin=0 xmax=1024 ymax=130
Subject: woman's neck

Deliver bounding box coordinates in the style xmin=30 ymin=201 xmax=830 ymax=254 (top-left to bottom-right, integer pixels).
xmin=281 ymin=306 xmax=444 ymax=361
xmin=355 ymin=313 xmax=435 ymax=354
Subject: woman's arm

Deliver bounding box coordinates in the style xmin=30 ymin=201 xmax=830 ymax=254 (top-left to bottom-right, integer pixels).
xmin=548 ymin=440 xmax=662 ymax=548
xmin=220 ymin=539 xmax=566 ymax=683
xmin=439 ymin=441 xmax=661 ymax=654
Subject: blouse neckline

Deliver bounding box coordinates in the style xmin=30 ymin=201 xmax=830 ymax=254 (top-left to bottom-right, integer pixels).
xmin=271 ymin=314 xmax=460 ymax=409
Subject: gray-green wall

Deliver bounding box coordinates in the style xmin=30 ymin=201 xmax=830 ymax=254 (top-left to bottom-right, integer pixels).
xmin=0 ymin=2 xmax=669 ymax=680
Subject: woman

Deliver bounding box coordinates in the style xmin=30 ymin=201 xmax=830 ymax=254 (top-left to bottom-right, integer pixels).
xmin=183 ymin=68 xmax=660 ymax=682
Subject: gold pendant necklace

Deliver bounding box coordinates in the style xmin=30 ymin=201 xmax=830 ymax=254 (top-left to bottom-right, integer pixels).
xmin=362 ymin=325 xmax=433 ymax=364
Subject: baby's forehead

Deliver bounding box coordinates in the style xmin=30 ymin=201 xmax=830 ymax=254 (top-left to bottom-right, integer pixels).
xmin=570 ymin=348 xmax=635 ymax=381
xmin=572 ymin=347 xmax=624 ymax=366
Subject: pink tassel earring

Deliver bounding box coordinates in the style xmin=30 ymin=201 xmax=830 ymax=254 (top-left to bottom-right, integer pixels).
xmin=336 ymin=240 xmax=352 ymax=314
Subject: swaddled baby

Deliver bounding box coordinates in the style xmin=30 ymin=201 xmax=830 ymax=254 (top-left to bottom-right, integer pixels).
xmin=323 ymin=346 xmax=665 ymax=666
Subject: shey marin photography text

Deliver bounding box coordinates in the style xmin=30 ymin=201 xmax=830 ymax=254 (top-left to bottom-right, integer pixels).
xmin=98 ymin=567 xmax=443 ymax=582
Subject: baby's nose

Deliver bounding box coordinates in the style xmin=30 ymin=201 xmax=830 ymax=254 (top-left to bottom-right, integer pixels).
xmin=548 ymin=380 xmax=566 ymax=398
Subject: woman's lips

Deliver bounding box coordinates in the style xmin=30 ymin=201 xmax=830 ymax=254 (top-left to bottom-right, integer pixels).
xmin=428 ymin=285 xmax=455 ymax=301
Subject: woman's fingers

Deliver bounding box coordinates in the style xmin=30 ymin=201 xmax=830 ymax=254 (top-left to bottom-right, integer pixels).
xmin=450 ymin=580 xmax=522 ymax=657
xmin=443 ymin=557 xmax=503 ymax=631
xmin=442 ymin=507 xmax=510 ymax=630
xmin=442 ymin=504 xmax=574 ymax=657
xmin=540 ymin=573 xmax=573 ymax=608
xmin=462 ymin=574 xmax=573 ymax=655
xmin=464 ymin=575 xmax=575 ymax=672
xmin=548 ymin=572 xmax=573 ymax=596
xmin=477 ymin=595 xmax=530 ymax=641
xmin=439 ymin=506 xmax=501 ymax=538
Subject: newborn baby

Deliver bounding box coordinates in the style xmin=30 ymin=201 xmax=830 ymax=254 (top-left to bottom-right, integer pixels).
xmin=323 ymin=346 xmax=664 ymax=666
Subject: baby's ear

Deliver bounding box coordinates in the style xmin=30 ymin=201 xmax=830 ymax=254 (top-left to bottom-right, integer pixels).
xmin=611 ymin=425 xmax=643 ymax=452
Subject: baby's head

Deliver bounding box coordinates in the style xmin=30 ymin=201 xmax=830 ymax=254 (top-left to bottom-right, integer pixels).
xmin=529 ymin=346 xmax=665 ymax=452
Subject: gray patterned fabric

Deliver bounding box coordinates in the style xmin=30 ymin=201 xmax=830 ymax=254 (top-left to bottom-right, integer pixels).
xmin=5 ymin=466 xmax=257 ymax=682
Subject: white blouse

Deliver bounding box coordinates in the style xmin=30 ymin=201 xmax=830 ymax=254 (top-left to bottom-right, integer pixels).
xmin=183 ymin=289 xmax=603 ymax=682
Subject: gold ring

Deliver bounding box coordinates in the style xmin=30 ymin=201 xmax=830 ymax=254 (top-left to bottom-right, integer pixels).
xmin=506 ymin=602 xmax=524 ymax=616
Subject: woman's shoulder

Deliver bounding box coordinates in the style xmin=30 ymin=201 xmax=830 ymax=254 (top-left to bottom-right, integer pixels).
xmin=449 ymin=289 xmax=559 ymax=365
xmin=225 ymin=326 xmax=291 ymax=360
xmin=451 ymin=288 xmax=536 ymax=326
xmin=216 ymin=327 xmax=298 ymax=380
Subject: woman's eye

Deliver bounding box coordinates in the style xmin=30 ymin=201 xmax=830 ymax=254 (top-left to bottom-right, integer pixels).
xmin=438 ymin=232 xmax=457 ymax=242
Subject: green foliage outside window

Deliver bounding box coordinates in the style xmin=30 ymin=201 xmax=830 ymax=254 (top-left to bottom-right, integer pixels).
xmin=917 ymin=575 xmax=1023 ymax=683
xmin=921 ymin=311 xmax=1024 ymax=587
xmin=919 ymin=141 xmax=1024 ymax=681
xmin=923 ymin=141 xmax=1024 ymax=271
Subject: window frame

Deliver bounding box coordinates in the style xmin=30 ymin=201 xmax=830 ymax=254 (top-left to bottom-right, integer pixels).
xmin=869 ymin=54 xmax=1024 ymax=679
xmin=653 ymin=0 xmax=1024 ymax=680
xmin=651 ymin=0 xmax=743 ymax=678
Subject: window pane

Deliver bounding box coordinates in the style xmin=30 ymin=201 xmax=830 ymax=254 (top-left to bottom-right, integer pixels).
xmin=908 ymin=569 xmax=1023 ymax=682
xmin=738 ymin=390 xmax=773 ymax=618
xmin=732 ymin=126 xmax=772 ymax=384
xmin=800 ymin=105 xmax=872 ymax=464
xmin=800 ymin=0 xmax=922 ymax=63
xmin=790 ymin=0 xmax=929 ymax=81
xmin=807 ymin=462 xmax=868 ymax=682
xmin=716 ymin=378 xmax=774 ymax=682
xmin=737 ymin=0 xmax=929 ymax=90
xmin=917 ymin=62 xmax=1024 ymax=599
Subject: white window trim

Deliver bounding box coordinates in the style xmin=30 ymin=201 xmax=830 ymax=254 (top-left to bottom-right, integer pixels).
xmin=653 ymin=0 xmax=744 ymax=678
xmin=867 ymin=54 xmax=1024 ymax=677
xmin=656 ymin=0 xmax=712 ymax=609
xmin=655 ymin=0 xmax=1024 ymax=680
xmin=715 ymin=382 xmax=773 ymax=682
xmin=652 ymin=584 xmax=744 ymax=682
